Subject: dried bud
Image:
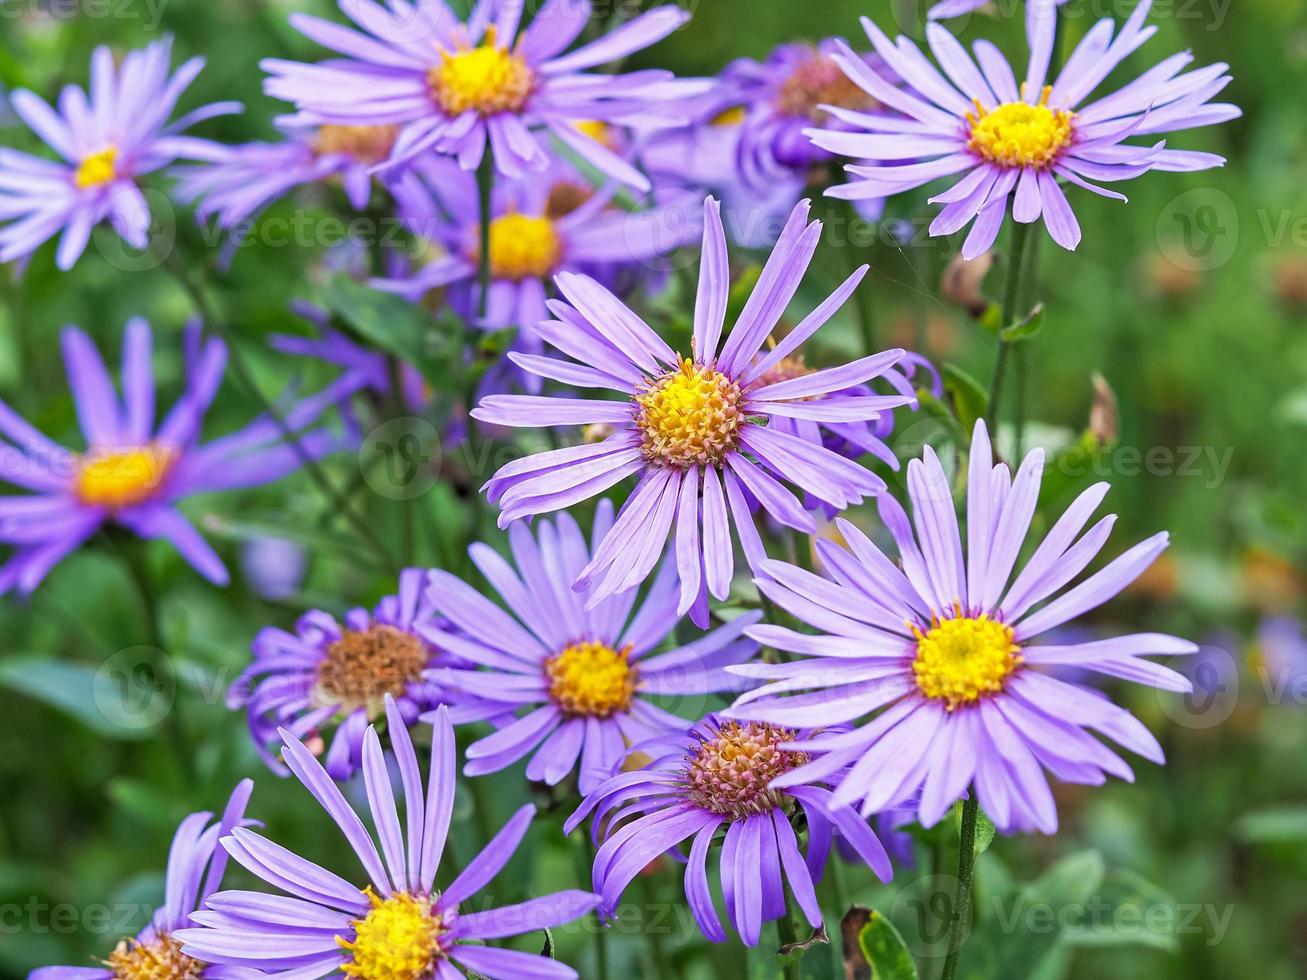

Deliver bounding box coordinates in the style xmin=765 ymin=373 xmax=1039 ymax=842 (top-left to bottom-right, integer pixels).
xmin=1144 ymin=253 xmax=1199 ymax=301
xmin=941 ymin=250 xmax=994 ymax=317
xmin=1089 ymin=372 xmax=1119 ymax=446
xmin=1273 ymin=255 xmax=1307 ymax=311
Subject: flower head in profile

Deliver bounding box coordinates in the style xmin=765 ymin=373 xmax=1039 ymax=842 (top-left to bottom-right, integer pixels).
xmin=374 ymin=156 xmax=698 ymax=330
xmin=422 ymin=502 xmax=761 ymax=793
xmin=0 ymin=320 xmax=345 ymax=595
xmin=231 ymin=568 xmax=486 ymax=779
xmin=30 ymin=780 xmax=252 ymax=980
xmin=176 ymin=122 xmax=429 ymax=230
xmin=726 ymin=420 xmax=1197 ymax=834
xmin=0 ymin=39 xmax=240 ymax=270
xmin=176 ymin=703 xmax=599 ymax=980
xmin=474 ymin=197 xmax=912 ymax=623
xmin=810 ymin=1 xmax=1239 ymax=258
xmin=262 ymin=0 xmax=701 ymax=188
xmin=565 ymin=714 xmax=892 ymax=946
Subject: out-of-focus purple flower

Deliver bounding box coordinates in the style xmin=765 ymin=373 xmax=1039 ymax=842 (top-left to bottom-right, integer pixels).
xmin=0 ymin=319 xmax=346 ymax=595
xmin=929 ymin=0 xmax=1073 ymax=34
xmin=566 ymin=715 xmax=892 ymax=946
xmin=0 ymin=39 xmax=241 ymax=270
xmin=240 ymin=535 xmax=309 ymax=601
xmin=1256 ymin=616 xmax=1307 ymax=708
xmin=29 ymin=780 xmax=252 ymax=980
xmin=473 ymin=197 xmax=912 ymax=623
xmin=727 ymin=420 xmax=1197 ymax=835
xmin=812 ymin=2 xmax=1240 ymax=258
xmin=262 ymin=0 xmax=704 ymax=188
xmin=422 ymin=502 xmax=761 ymax=794
xmin=176 ymin=704 xmax=599 ymax=980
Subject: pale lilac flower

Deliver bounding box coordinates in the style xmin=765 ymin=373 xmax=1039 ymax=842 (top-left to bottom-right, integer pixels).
xmin=262 ymin=0 xmax=702 ymax=188
xmin=0 ymin=39 xmax=240 ymax=270
xmin=474 ymin=197 xmax=912 ymax=623
xmin=810 ymin=1 xmax=1239 ymax=258
xmin=728 ymin=420 xmax=1197 ymax=834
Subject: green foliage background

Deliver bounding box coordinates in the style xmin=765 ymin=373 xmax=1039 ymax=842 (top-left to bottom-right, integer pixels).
xmin=1 ymin=0 xmax=1306 ymax=978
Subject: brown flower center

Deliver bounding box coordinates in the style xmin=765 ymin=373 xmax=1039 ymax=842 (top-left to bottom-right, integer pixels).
xmin=682 ymin=721 xmax=808 ymax=818
xmin=776 ymin=54 xmax=875 ymax=121
xmin=317 ymin=624 xmax=430 ymax=714
xmin=106 ymin=934 xmax=200 ymax=980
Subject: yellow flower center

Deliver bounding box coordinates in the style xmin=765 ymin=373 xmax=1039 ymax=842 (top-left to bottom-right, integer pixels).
xmin=634 ymin=359 xmax=744 ymax=468
xmin=105 ymin=934 xmax=200 ymax=980
xmin=476 ymin=213 xmax=563 ymax=281
xmin=317 ymin=625 xmax=431 ymax=716
xmin=74 ymin=446 xmax=173 ymax=510
xmin=572 ymin=119 xmax=613 ymax=147
xmin=75 ymin=146 xmax=119 ymax=190
xmin=967 ymin=89 xmax=1073 ymax=169
xmin=429 ymin=28 xmax=534 ymax=117
xmin=545 ymin=640 xmax=636 ymax=718
xmin=314 ymin=124 xmax=400 ymax=165
xmin=912 ymin=614 xmax=1022 ymax=711
xmin=339 ymin=889 xmax=445 ymax=980
xmin=682 ymin=720 xmax=808 ymax=818
xmin=710 ymin=105 xmax=747 ymax=127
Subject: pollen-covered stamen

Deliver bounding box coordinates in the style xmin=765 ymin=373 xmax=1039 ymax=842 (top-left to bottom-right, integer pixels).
xmin=475 ymin=212 xmax=563 ymax=280
xmin=776 ymin=54 xmax=875 ymax=121
xmin=75 ymin=146 xmax=119 ymax=190
xmin=74 ymin=446 xmax=174 ymax=510
xmin=339 ymin=888 xmax=447 ymax=980
xmin=429 ymin=27 xmax=534 ymax=117
xmin=545 ymin=640 xmax=636 ymax=718
xmin=682 ymin=721 xmax=808 ymax=818
xmin=967 ymin=87 xmax=1073 ymax=169
xmin=105 ymin=933 xmax=200 ymax=980
xmin=634 ymin=359 xmax=744 ymax=468
xmin=313 ymin=124 xmax=400 ymax=165
xmin=912 ymin=612 xmax=1022 ymax=711
xmin=317 ymin=624 xmax=430 ymax=714
xmin=754 ymin=353 xmax=813 ymax=389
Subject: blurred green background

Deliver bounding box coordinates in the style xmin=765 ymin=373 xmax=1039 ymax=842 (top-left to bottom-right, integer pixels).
xmin=1 ymin=1 xmax=1306 ymax=978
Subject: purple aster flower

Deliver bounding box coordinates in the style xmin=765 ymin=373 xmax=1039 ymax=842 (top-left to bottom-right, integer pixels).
xmin=29 ymin=780 xmax=252 ymax=980
xmin=929 ymin=0 xmax=1073 ymax=33
xmin=473 ymin=197 xmax=913 ymax=623
xmin=176 ymin=702 xmax=600 ymax=980
xmin=229 ymin=568 xmax=486 ymax=779
xmin=0 ymin=39 xmax=241 ymax=270
xmin=726 ymin=420 xmax=1197 ymax=835
xmin=1256 ymin=616 xmax=1307 ymax=707
xmin=809 ymin=1 xmax=1240 ymax=258
xmin=564 ymin=714 xmax=892 ymax=946
xmin=240 ymin=534 xmax=309 ymax=601
xmin=420 ymin=501 xmax=762 ymax=794
xmin=261 ymin=0 xmax=702 ymax=188
xmin=176 ymin=123 xmax=429 ymax=229
xmin=374 ymin=155 xmax=699 ymax=330
xmin=0 ymin=319 xmax=344 ymax=595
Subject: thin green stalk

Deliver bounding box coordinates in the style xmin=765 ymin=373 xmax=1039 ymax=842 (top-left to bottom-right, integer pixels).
xmin=939 ymin=796 xmax=980 ymax=980
xmin=158 ymin=251 xmax=397 ymax=571
xmin=986 ymin=219 xmax=1032 ymax=429
xmin=386 ymin=358 xmax=417 ymax=567
xmin=572 ymin=832 xmax=609 ymax=980
xmin=476 ymin=154 xmax=494 ymax=320
xmin=776 ymin=890 xmax=804 ymax=980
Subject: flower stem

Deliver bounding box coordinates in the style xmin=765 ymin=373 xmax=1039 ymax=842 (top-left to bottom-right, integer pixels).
xmin=476 ymin=153 xmax=494 ymax=321
xmin=776 ymin=890 xmax=803 ymax=980
xmin=986 ymin=219 xmax=1032 ymax=430
xmin=939 ymin=795 xmax=980 ymax=980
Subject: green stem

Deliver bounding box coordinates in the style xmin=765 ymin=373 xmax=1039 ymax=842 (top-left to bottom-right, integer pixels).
xmin=476 ymin=154 xmax=494 ymax=321
xmin=986 ymin=219 xmax=1032 ymax=430
xmin=939 ymin=796 xmax=980 ymax=980
xmin=776 ymin=890 xmax=803 ymax=980
xmin=573 ymin=832 xmax=609 ymax=980
xmin=158 ymin=251 xmax=398 ymax=572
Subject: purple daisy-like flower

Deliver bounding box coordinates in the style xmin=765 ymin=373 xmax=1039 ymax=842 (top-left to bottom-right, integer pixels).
xmin=726 ymin=420 xmax=1197 ymax=834
xmin=374 ymin=155 xmax=698 ymax=330
xmin=929 ymin=0 xmax=1073 ymax=32
xmin=421 ymin=501 xmax=761 ymax=793
xmin=29 ymin=780 xmax=252 ymax=980
xmin=176 ymin=123 xmax=429 ymax=229
xmin=261 ymin=0 xmax=701 ymax=188
xmin=176 ymin=702 xmax=599 ymax=980
xmin=809 ymin=1 xmax=1240 ymax=258
xmin=565 ymin=714 xmax=892 ymax=946
xmin=0 ymin=319 xmax=344 ymax=595
xmin=473 ymin=197 xmax=913 ymax=622
xmin=0 ymin=39 xmax=240 ymax=270
xmin=230 ymin=568 xmax=482 ymax=779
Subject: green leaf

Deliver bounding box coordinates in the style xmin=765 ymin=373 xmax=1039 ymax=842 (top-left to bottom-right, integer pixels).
xmin=1235 ymin=806 xmax=1307 ymax=843
xmin=857 ymin=910 xmax=920 ymax=980
xmin=0 ymin=656 xmax=153 ymax=741
xmin=1060 ymin=868 xmax=1179 ymax=954
xmin=978 ymin=302 xmax=1004 ymax=334
xmin=198 ymin=513 xmax=381 ymax=568
xmin=540 ymin=926 xmax=555 ymax=959
xmin=320 ymin=274 xmax=439 ymax=378
xmin=1000 ymin=303 xmax=1046 ymax=342
xmin=954 ymin=802 xmax=997 ymax=856
xmin=942 ymin=363 xmax=989 ymax=432
xmin=108 ymin=778 xmax=191 ymax=830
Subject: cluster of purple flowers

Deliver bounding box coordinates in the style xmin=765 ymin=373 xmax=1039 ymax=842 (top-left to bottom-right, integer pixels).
xmin=11 ymin=0 xmax=1237 ymax=975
